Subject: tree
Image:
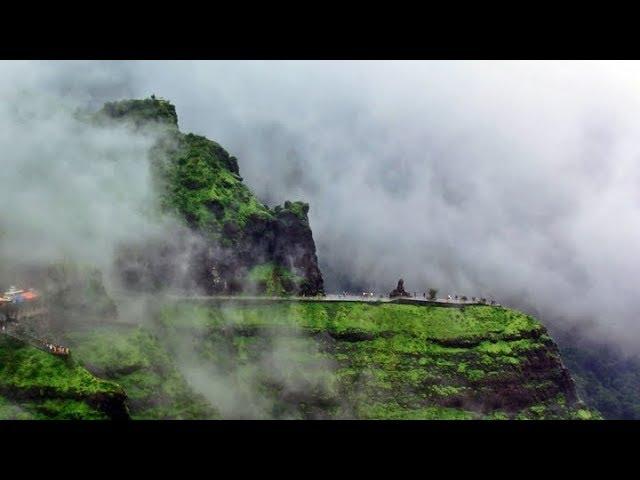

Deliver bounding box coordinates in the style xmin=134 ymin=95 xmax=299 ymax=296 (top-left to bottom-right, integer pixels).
xmin=428 ymin=288 xmax=438 ymax=300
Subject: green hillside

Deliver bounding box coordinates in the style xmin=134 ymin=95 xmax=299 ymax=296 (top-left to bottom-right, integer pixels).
xmin=52 ymin=300 xmax=599 ymax=420
xmin=0 ymin=336 xmax=128 ymax=419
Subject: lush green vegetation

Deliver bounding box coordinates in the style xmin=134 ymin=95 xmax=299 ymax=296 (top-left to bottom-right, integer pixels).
xmin=163 ymin=302 xmax=544 ymax=343
xmin=99 ymin=97 xmax=273 ymax=237
xmin=155 ymin=301 xmax=597 ymax=419
xmin=0 ymin=336 xmax=123 ymax=419
xmin=554 ymin=330 xmax=640 ymax=419
xmin=1 ymin=96 xmax=600 ymax=419
xmin=159 ymin=133 xmax=271 ymax=235
xmin=64 ymin=325 xmax=217 ymax=419
xmin=98 ymin=97 xmax=316 ymax=291
xmin=0 ymin=337 xmax=120 ymax=396
xmin=0 ymin=301 xmax=599 ymax=419
xmin=100 ymin=97 xmax=178 ymax=127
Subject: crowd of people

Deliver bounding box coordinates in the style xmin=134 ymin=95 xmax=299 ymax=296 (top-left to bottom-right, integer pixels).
xmin=46 ymin=343 xmax=70 ymax=356
xmin=443 ymin=294 xmax=496 ymax=305
xmin=335 ymin=291 xmax=497 ymax=304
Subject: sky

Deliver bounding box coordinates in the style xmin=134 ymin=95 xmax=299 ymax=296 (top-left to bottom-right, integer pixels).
xmin=1 ymin=60 xmax=640 ymax=351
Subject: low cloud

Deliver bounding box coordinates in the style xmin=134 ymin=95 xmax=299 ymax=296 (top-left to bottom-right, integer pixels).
xmin=2 ymin=60 xmax=640 ymax=353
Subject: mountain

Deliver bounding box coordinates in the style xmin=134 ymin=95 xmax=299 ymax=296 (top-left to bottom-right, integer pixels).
xmin=0 ymin=97 xmax=600 ymax=419
xmin=99 ymin=97 xmax=324 ymax=297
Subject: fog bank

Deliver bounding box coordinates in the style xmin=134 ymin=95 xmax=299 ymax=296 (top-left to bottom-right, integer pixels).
xmin=3 ymin=60 xmax=640 ymax=352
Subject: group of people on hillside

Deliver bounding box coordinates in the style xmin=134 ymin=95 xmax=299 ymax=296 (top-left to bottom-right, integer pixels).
xmin=443 ymin=294 xmax=496 ymax=305
xmin=338 ymin=292 xmax=379 ymax=298
xmin=46 ymin=343 xmax=70 ymax=356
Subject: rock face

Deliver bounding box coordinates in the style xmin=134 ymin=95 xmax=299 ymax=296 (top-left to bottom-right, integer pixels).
xmin=389 ymin=278 xmax=411 ymax=298
xmin=271 ymin=203 xmax=324 ymax=296
xmin=99 ymin=97 xmax=324 ymax=296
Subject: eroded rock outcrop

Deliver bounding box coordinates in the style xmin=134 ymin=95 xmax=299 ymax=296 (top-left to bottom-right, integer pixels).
xmin=100 ymin=98 xmax=324 ymax=296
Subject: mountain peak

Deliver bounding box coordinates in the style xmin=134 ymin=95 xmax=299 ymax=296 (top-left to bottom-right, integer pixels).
xmin=99 ymin=96 xmax=178 ymax=128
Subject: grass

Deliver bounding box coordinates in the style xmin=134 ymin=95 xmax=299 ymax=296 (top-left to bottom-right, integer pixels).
xmin=1 ymin=300 xmax=598 ymax=419
xmin=154 ymin=300 xmax=598 ymax=419
xmin=161 ymin=302 xmax=543 ymax=342
xmin=65 ymin=325 xmax=218 ymax=419
xmin=0 ymin=336 xmax=124 ymax=419
xmin=0 ymin=336 xmax=121 ymax=397
xmin=357 ymin=402 xmax=476 ymax=420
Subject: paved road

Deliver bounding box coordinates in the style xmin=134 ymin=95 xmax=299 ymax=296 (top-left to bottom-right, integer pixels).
xmin=167 ymin=294 xmax=498 ymax=308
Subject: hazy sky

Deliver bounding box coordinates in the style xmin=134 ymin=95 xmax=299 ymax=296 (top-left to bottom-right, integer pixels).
xmin=2 ymin=60 xmax=640 ymax=350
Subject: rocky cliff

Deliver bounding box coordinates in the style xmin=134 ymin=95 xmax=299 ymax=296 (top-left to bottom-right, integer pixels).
xmin=100 ymin=97 xmax=324 ymax=297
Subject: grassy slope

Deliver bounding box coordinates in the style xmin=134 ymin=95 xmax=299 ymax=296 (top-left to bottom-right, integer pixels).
xmin=64 ymin=325 xmax=217 ymax=419
xmin=0 ymin=336 xmax=124 ymax=419
xmin=154 ymin=301 xmax=600 ymax=420
xmin=4 ymin=301 xmax=598 ymax=419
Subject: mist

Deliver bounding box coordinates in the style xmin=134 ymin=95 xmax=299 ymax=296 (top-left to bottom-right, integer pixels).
xmin=2 ymin=60 xmax=640 ymax=354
